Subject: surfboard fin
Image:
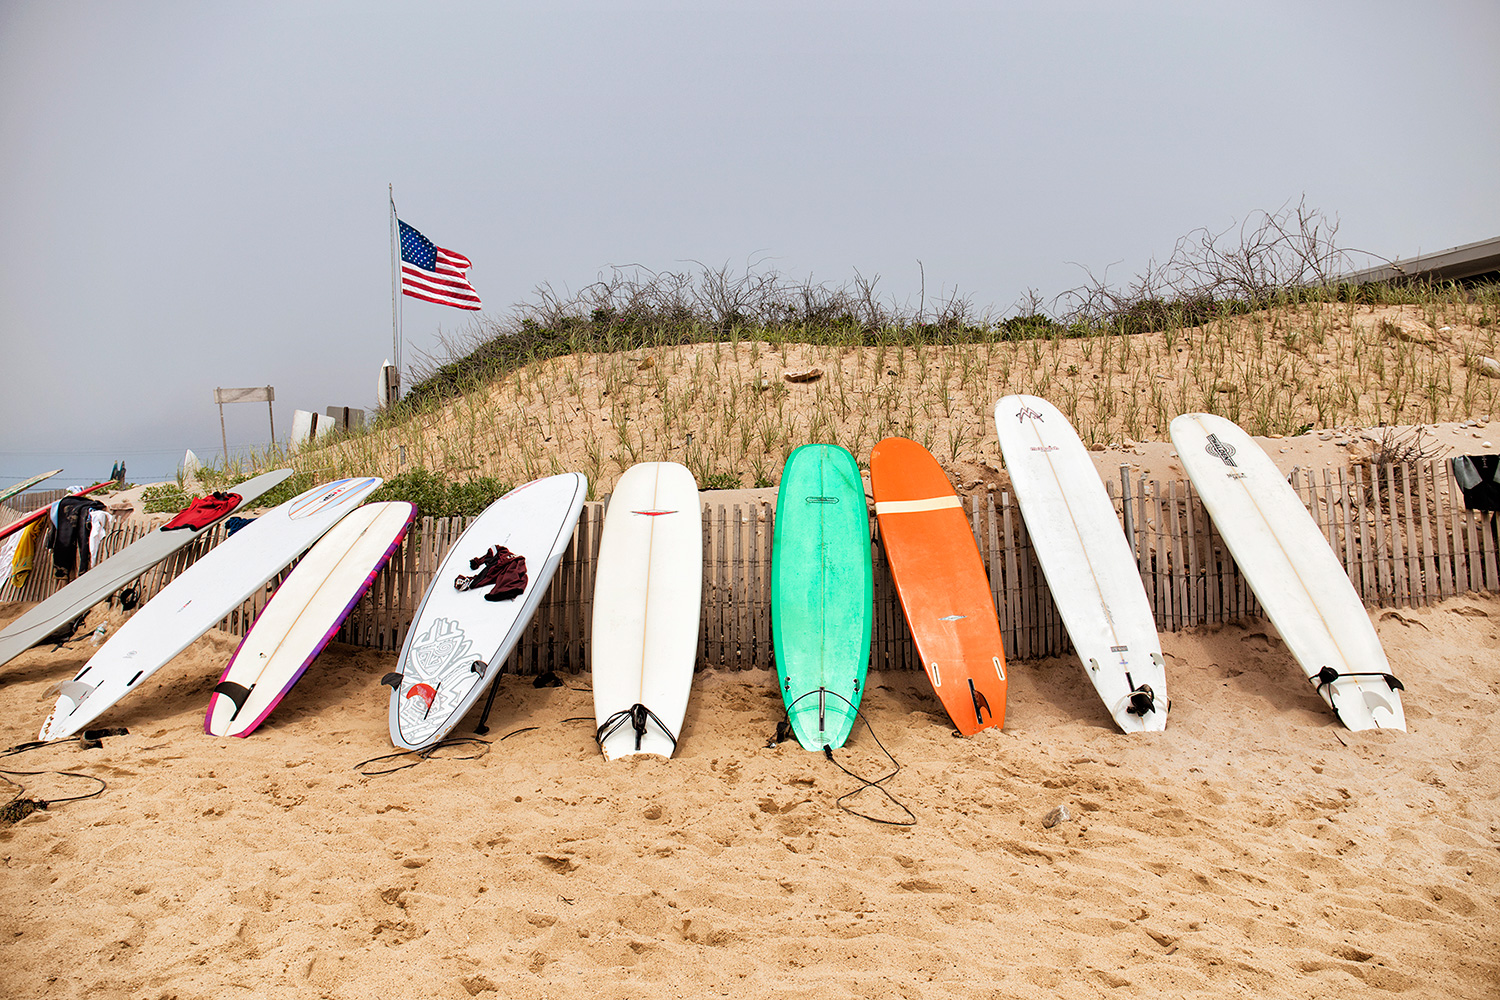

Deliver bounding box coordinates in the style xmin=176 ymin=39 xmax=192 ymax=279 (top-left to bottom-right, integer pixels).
xmin=968 ymin=679 xmax=991 ymax=726
xmin=1126 ymin=684 xmax=1157 ymax=717
xmin=405 ymin=683 xmax=438 ymax=717
xmin=212 ymin=681 xmax=253 ymax=719
xmin=380 ymin=672 xmax=403 ymax=690
xmin=57 ymin=680 xmax=96 ymax=712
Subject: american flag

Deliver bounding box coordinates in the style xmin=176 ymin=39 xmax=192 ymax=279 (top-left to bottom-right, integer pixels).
xmin=398 ymin=219 xmax=482 ymax=310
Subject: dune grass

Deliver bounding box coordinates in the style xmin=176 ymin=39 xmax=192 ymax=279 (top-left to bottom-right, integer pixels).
xmin=216 ymin=204 xmax=1500 ymax=498
xmin=268 ymin=285 xmax=1497 ymax=500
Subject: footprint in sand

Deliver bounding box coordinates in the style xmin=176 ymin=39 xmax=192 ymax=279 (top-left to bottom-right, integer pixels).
xmin=1240 ymin=632 xmax=1279 ymax=653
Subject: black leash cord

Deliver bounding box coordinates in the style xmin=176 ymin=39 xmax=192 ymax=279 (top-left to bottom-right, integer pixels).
xmin=780 ymin=688 xmax=916 ymax=827
xmin=355 ymin=737 xmax=490 ymax=777
xmin=0 ymin=769 xmax=108 ymax=823
xmin=596 ymin=704 xmax=678 ymax=754
xmin=0 ymin=729 xmax=126 ymax=823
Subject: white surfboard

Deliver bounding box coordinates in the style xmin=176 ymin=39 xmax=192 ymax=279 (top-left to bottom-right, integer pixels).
xmin=1170 ymin=413 xmax=1405 ymax=731
xmin=205 ymin=501 xmax=416 ymax=737
xmin=591 ymin=462 xmax=702 ymax=759
xmin=38 ymin=477 xmax=383 ymax=740
xmin=385 ymin=474 xmax=588 ymax=750
xmin=0 ymin=469 xmax=294 ymax=671
xmin=995 ymin=396 xmax=1168 ymax=732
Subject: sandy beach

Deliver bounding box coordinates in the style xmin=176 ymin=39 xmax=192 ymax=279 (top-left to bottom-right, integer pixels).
xmin=0 ymin=585 xmax=1495 ymax=999
xmin=7 ymin=4 xmax=1498 ymax=995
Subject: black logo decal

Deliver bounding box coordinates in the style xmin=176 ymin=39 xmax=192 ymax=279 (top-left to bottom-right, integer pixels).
xmin=1205 ymin=433 xmax=1237 ymax=468
xmin=1016 ymin=405 xmax=1044 ymax=423
xmin=805 ymin=496 xmax=840 ymax=504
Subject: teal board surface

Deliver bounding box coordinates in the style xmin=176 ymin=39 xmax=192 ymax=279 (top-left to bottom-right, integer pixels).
xmin=771 ymin=444 xmax=874 ymax=750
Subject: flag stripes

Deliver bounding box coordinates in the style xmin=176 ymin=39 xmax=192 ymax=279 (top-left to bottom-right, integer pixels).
xmin=397 ymin=219 xmax=482 ymax=310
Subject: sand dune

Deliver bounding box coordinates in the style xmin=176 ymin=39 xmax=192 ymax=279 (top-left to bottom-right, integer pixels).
xmin=0 ymin=589 xmax=1495 ymax=999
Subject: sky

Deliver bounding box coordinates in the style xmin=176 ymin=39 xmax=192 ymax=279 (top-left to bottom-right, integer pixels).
xmin=2 ymin=0 xmax=1497 ymax=487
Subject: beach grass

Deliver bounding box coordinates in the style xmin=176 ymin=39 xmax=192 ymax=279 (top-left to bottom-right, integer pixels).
xmin=217 ymin=203 xmax=1500 ymax=496
xmin=270 ymin=280 xmax=1497 ymax=498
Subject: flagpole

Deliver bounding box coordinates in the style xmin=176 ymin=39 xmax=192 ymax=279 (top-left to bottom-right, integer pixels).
xmin=389 ymin=185 xmax=401 ymax=379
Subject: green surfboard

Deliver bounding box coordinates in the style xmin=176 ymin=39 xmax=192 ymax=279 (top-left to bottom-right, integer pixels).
xmin=771 ymin=444 xmax=874 ymax=751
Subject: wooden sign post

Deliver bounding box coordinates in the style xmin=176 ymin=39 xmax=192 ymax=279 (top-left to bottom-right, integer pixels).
xmin=214 ymin=386 xmax=275 ymax=462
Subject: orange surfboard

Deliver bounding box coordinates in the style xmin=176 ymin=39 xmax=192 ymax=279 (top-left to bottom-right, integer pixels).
xmin=870 ymin=437 xmax=1007 ymax=734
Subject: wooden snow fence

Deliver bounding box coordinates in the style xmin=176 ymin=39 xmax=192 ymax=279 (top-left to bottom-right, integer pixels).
xmin=3 ymin=458 xmax=1499 ymax=672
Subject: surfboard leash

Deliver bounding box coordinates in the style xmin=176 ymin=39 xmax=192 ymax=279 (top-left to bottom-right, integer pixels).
xmin=596 ymin=704 xmax=677 ymax=754
xmin=354 ymin=736 xmax=490 ymax=777
xmin=0 ymin=727 xmax=127 ymax=825
xmin=43 ymin=613 xmax=90 ymax=649
xmin=776 ymin=689 xmax=916 ymax=827
xmin=1311 ymin=666 xmax=1405 ymax=693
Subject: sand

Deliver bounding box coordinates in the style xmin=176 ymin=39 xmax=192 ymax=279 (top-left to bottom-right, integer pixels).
xmin=0 ymin=587 xmax=1495 ymax=999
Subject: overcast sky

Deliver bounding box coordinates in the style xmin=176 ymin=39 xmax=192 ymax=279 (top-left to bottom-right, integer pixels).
xmin=2 ymin=1 xmax=1497 ymax=487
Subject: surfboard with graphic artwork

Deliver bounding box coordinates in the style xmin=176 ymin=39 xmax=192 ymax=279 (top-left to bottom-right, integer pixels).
xmin=869 ymin=437 xmax=1006 ymax=735
xmin=385 ymin=474 xmax=587 ymax=750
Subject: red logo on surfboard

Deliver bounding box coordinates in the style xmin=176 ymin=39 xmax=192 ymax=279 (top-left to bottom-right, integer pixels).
xmin=632 ymin=509 xmax=677 ymax=517
xmin=405 ymin=683 xmax=437 ymax=711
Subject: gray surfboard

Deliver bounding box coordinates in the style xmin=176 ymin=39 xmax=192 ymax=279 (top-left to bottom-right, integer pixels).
xmin=0 ymin=469 xmax=292 ymax=670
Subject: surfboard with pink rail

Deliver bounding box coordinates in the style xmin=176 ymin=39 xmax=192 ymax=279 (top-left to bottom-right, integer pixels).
xmin=205 ymin=500 xmax=416 ymax=737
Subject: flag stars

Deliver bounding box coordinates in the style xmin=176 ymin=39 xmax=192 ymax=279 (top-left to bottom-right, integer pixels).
xmin=396 ymin=218 xmax=481 ymax=310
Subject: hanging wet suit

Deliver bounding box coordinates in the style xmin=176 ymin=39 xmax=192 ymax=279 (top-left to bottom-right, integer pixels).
xmin=50 ymin=496 xmax=107 ymax=577
xmin=1451 ymin=456 xmax=1500 ymax=511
